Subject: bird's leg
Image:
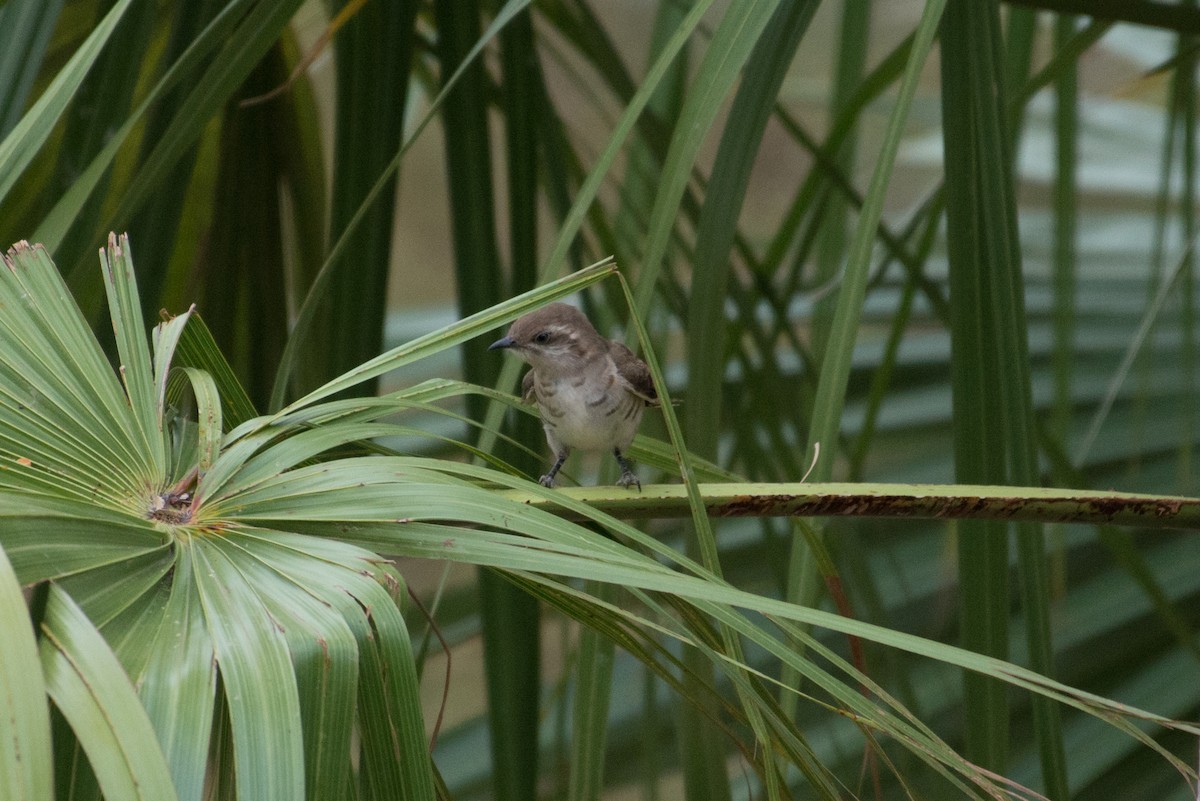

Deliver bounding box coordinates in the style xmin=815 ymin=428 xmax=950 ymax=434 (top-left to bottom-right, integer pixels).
xmin=539 ymin=450 xmax=569 ymax=487
xmin=613 ymin=448 xmax=641 ymax=491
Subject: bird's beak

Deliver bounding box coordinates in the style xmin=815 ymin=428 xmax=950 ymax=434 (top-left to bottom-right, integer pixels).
xmin=488 ymin=335 xmax=516 ymax=351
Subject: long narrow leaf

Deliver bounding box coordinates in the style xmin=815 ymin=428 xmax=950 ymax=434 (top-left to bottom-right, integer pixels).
xmin=133 ymin=547 xmax=216 ymax=801
xmin=270 ymin=0 xmax=534 ymax=409
xmin=40 ymin=585 xmax=179 ymax=801
xmin=32 ymin=0 xmax=252 ymax=252
xmin=273 ymin=258 xmax=616 ymax=416
xmin=101 ymin=233 xmax=165 ymax=474
xmin=0 ymin=241 xmax=154 ymax=502
xmin=191 ymin=539 xmax=305 ymax=801
xmin=0 ymin=0 xmax=64 ymax=137
xmin=631 ymin=0 xmax=779 ymax=316
xmin=0 ymin=0 xmax=134 ymax=205
xmin=0 ymin=544 xmax=52 ymax=801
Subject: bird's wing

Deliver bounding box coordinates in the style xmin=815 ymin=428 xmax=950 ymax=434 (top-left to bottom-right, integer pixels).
xmin=520 ymin=369 xmax=538 ymax=403
xmin=610 ymin=342 xmax=658 ymax=405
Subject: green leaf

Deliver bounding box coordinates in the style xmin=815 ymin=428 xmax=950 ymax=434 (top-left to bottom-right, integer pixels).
xmin=233 ymin=527 xmax=435 ymax=801
xmin=686 ymin=0 xmax=819 ymax=461
xmin=0 ymin=241 xmax=154 ymax=504
xmin=271 ymin=257 xmax=616 ymax=417
xmin=32 ymin=1 xmax=251 ymax=253
xmin=152 ymin=304 xmax=195 ymax=426
xmin=273 ymin=467 xmax=1198 ymax=786
xmin=0 ymin=0 xmax=134 ymax=206
xmin=0 ymin=493 xmax=166 ymax=583
xmin=0 ymin=0 xmax=64 ymax=137
xmin=101 ymin=233 xmax=165 ymax=475
xmin=217 ymin=532 xmax=359 ymax=801
xmin=631 ymin=0 xmax=780 ymax=316
xmin=40 ymin=584 xmax=179 ymax=801
xmin=95 ymin=0 xmax=308 ymax=243
xmin=167 ymin=367 xmax=222 ymax=474
xmin=0 ymin=544 xmax=52 ymax=801
xmin=568 ymin=581 xmax=615 ymax=801
xmin=270 ymin=0 xmax=534 ymax=409
xmin=170 ymin=311 xmax=259 ymax=430
xmin=804 ymin=0 xmax=946 ymax=479
xmin=57 ymin=548 xmax=173 ymax=630
xmin=318 ymin=1 xmax=418 ymax=393
xmin=941 ymin=0 xmax=1066 ymax=788
xmin=130 ymin=549 xmax=215 ymax=801
xmin=191 ymin=538 xmax=305 ymax=801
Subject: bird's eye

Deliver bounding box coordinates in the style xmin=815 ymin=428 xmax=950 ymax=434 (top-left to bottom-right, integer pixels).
xmin=534 ymin=331 xmax=552 ymax=344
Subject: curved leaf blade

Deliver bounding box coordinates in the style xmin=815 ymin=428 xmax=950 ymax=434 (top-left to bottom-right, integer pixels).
xmin=0 ymin=0 xmax=134 ymax=205
xmin=134 ymin=546 xmax=215 ymax=801
xmin=40 ymin=585 xmax=179 ymax=801
xmin=101 ymin=233 xmax=165 ymax=475
xmin=191 ymin=537 xmax=305 ymax=801
xmin=0 ymin=241 xmax=152 ymax=503
xmin=0 ymin=544 xmax=51 ymax=801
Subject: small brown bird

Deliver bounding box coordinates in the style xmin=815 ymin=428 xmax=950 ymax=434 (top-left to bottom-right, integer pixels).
xmin=489 ymin=303 xmax=656 ymax=490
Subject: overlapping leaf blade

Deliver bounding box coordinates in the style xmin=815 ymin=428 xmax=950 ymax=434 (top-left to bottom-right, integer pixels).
xmin=0 ymin=241 xmax=155 ymax=504
xmin=191 ymin=538 xmax=306 ymax=800
xmin=0 ymin=0 xmax=134 ymax=207
xmin=40 ymin=585 xmax=179 ymax=801
xmin=131 ymin=547 xmax=216 ymax=801
xmin=0 ymin=544 xmax=52 ymax=801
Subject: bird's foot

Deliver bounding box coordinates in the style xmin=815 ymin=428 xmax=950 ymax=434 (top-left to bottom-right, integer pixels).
xmin=617 ymin=470 xmax=642 ymax=492
xmin=613 ymin=449 xmax=641 ymax=491
xmin=539 ymin=452 xmax=568 ymax=488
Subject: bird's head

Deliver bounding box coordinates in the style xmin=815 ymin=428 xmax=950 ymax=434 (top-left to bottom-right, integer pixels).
xmin=488 ymin=302 xmax=603 ymax=373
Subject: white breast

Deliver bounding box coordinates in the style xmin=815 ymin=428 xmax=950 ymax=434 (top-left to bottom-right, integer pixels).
xmin=534 ymin=366 xmax=644 ymax=454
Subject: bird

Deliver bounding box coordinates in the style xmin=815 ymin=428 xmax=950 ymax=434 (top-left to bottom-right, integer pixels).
xmin=489 ymin=302 xmax=656 ymax=490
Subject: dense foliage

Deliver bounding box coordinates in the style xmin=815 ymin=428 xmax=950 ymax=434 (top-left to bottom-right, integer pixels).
xmin=0 ymin=1 xmax=1198 ymax=799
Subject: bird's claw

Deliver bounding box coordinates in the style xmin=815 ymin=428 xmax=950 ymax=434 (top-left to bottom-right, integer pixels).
xmin=617 ymin=470 xmax=641 ymax=492
xmin=538 ymin=474 xmax=556 ymax=488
